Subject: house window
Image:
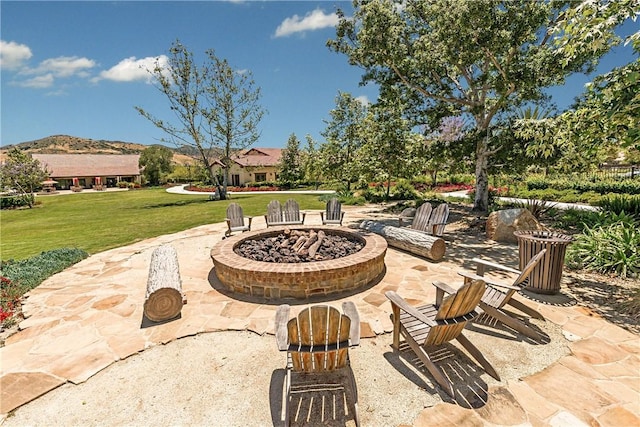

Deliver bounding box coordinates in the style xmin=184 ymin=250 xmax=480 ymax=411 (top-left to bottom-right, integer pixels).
xmin=232 ymin=174 xmax=240 ymax=186
xmin=255 ymin=173 xmax=267 ymax=182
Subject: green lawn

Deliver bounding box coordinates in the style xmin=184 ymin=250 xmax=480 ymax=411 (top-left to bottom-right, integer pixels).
xmin=1 ymin=189 xmax=327 ymax=261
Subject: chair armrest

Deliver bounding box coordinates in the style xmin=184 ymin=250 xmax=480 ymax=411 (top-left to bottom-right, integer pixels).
xmin=342 ymin=301 xmax=360 ymax=346
xmin=471 ymin=257 xmax=520 ymax=275
xmin=458 ymin=271 xmax=520 ymax=291
xmin=432 ymin=280 xmax=456 ymax=306
xmin=385 ymin=291 xmax=436 ymax=327
xmin=275 ymin=304 xmax=290 ymax=351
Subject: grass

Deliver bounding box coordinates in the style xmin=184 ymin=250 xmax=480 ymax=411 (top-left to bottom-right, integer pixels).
xmin=1 ymin=189 xmax=327 ymax=261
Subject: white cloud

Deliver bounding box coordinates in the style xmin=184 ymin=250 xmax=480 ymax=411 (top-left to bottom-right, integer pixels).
xmin=24 ymin=56 xmax=96 ymax=77
xmin=274 ymin=8 xmax=339 ymax=37
xmin=94 ymin=55 xmax=168 ymax=83
xmin=17 ymin=73 xmax=55 ymax=88
xmin=355 ymin=95 xmax=371 ymax=106
xmin=0 ymin=40 xmax=33 ymax=70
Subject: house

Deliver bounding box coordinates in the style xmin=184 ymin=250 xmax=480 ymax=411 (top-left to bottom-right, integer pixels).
xmin=32 ymin=154 xmax=141 ymax=190
xmin=214 ymin=148 xmax=282 ymax=187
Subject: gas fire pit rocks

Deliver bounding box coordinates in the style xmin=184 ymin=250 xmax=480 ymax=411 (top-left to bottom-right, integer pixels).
xmin=210 ymin=226 xmax=387 ymax=300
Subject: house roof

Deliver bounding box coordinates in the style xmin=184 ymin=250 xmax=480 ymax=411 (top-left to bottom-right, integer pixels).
xmin=32 ymin=154 xmax=141 ymax=178
xmin=232 ymin=148 xmax=282 ymax=168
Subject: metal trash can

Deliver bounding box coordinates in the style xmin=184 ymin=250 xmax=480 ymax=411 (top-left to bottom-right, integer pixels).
xmin=514 ymin=230 xmax=573 ymax=295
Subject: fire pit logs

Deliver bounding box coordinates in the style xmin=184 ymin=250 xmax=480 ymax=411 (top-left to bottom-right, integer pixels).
xmin=235 ymin=228 xmax=363 ymax=263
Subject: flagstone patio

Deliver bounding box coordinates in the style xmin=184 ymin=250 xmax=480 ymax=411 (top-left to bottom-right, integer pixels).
xmin=1 ymin=206 xmax=638 ymax=426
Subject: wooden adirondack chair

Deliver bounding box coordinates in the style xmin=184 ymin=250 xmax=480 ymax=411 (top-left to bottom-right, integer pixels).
xmin=385 ymin=279 xmax=500 ymax=397
xmin=399 ymin=202 xmax=431 ymax=228
xmin=276 ymin=303 xmax=360 ymax=426
xmin=427 ymin=203 xmax=450 ymax=237
xmin=458 ymin=249 xmax=547 ymax=340
xmin=224 ymin=203 xmax=252 ymax=238
xmin=320 ymin=197 xmax=345 ymax=225
xmin=265 ymin=199 xmax=306 ymax=227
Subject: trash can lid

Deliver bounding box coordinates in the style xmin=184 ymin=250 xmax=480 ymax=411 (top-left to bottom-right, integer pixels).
xmin=513 ymin=230 xmax=573 ymax=243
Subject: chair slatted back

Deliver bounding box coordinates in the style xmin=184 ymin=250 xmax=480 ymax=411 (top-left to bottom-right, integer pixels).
xmin=283 ymin=199 xmax=301 ymax=222
xmin=266 ymin=200 xmax=283 ymax=224
xmin=412 ymin=203 xmax=433 ymax=232
xmin=226 ymin=203 xmax=245 ymax=228
xmin=425 ymin=280 xmax=485 ymax=346
xmin=325 ymin=198 xmax=343 ymax=223
xmin=428 ymin=203 xmax=450 ymax=236
xmin=492 ymin=249 xmax=547 ymax=308
xmin=287 ymin=305 xmax=351 ymax=373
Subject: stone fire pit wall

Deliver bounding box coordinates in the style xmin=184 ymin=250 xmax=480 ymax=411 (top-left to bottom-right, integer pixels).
xmin=210 ymin=226 xmax=387 ymax=300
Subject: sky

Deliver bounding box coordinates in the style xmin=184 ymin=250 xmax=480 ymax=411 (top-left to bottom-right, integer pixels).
xmin=1 ymin=1 xmax=638 ymax=149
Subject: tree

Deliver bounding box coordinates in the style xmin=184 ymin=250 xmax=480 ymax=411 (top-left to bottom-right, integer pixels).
xmin=278 ymin=133 xmax=303 ymax=187
xmin=139 ymin=145 xmax=174 ymax=186
xmin=0 ymin=148 xmax=48 ymax=208
xmin=301 ymin=135 xmax=322 ymax=189
xmin=320 ymin=92 xmax=368 ymax=191
xmin=136 ymin=40 xmax=265 ymax=199
xmin=329 ymin=0 xmax=638 ymax=211
xmin=357 ymin=95 xmax=417 ymax=199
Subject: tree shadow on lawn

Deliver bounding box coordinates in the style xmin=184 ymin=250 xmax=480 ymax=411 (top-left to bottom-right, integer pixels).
xmin=143 ymin=198 xmax=212 ymax=209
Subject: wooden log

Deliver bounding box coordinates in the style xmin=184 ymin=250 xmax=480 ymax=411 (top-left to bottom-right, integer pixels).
xmin=308 ymin=230 xmax=325 ymax=258
xmin=144 ymin=244 xmax=183 ymax=322
xmin=359 ymin=220 xmax=446 ymax=261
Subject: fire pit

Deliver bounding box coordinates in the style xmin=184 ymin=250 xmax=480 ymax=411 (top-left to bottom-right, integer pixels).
xmin=210 ymin=226 xmax=387 ymax=300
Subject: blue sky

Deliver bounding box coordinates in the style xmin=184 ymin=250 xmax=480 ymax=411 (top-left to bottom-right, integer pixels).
xmin=1 ymin=1 xmax=637 ymax=149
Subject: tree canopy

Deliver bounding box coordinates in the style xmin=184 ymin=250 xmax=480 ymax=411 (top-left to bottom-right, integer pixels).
xmin=0 ymin=148 xmax=49 ymax=208
xmin=329 ymin=0 xmax=638 ymax=211
xmin=139 ymin=145 xmax=174 ymax=186
xmin=136 ymin=40 xmax=265 ymax=198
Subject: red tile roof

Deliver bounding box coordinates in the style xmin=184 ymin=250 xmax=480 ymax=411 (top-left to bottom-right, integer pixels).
xmin=32 ymin=154 xmax=141 ymax=178
xmin=232 ymin=148 xmax=282 ymax=167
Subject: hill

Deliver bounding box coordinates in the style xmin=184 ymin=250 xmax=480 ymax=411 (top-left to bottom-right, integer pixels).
xmin=1 ymin=135 xmax=195 ymax=164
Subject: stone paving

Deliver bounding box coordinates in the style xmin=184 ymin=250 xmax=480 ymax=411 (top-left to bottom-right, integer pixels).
xmin=1 ymin=206 xmax=638 ymax=426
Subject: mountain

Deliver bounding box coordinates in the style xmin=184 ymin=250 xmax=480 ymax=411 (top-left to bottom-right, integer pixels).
xmin=1 ymin=135 xmax=195 ymax=164
xmin=1 ymin=135 xmax=149 ymax=155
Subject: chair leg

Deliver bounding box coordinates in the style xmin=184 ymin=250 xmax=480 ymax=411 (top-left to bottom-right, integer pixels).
xmin=481 ymin=303 xmax=541 ymax=340
xmin=403 ymin=331 xmax=455 ymax=397
xmin=284 ymin=368 xmax=291 ymax=427
xmin=507 ymin=298 xmax=545 ymax=320
xmin=347 ymin=367 xmax=360 ymax=427
xmin=456 ymin=333 xmax=500 ymax=381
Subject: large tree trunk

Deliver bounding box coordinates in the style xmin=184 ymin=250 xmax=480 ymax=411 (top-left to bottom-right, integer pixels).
xmin=473 ymin=134 xmax=490 ymax=213
xmin=359 ymin=220 xmax=446 ymax=261
xmin=144 ymin=245 xmax=184 ymax=322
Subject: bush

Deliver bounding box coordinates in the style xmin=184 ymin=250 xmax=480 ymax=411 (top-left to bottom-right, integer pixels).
xmin=1 ymin=248 xmax=89 ymax=292
xmin=0 ymin=248 xmax=89 ymax=328
xmin=597 ymin=194 xmax=640 ymax=218
xmin=513 ymin=199 xmax=557 ymax=219
xmin=1 ymin=194 xmax=31 ymax=209
xmin=566 ymin=221 xmax=640 ymax=279
xmin=392 ymin=180 xmax=418 ymax=200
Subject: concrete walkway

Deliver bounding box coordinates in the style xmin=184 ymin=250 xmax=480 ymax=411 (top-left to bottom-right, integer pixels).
xmin=0 ymin=207 xmax=637 ymax=425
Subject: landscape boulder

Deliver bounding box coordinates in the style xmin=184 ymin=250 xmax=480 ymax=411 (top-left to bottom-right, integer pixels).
xmin=486 ymin=209 xmax=545 ymax=243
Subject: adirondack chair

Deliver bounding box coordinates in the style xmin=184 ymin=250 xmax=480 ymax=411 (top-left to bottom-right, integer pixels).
xmin=265 ymin=199 xmax=306 ymax=227
xmin=458 ymin=249 xmax=548 ymax=340
xmin=427 ymin=203 xmax=450 ymax=237
xmin=276 ymin=303 xmax=360 ymax=426
xmin=224 ymin=203 xmax=252 ymax=238
xmin=399 ymin=202 xmax=431 ymax=228
xmin=385 ymin=279 xmax=500 ymax=398
xmin=320 ymin=197 xmax=345 ymax=225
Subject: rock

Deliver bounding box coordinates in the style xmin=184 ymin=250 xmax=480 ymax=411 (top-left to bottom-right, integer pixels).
xmin=486 ymin=209 xmax=545 ymax=243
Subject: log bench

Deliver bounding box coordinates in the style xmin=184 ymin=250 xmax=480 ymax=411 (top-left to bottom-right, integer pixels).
xmin=143 ymin=244 xmax=185 ymax=322
xmin=359 ymin=220 xmax=446 ymax=261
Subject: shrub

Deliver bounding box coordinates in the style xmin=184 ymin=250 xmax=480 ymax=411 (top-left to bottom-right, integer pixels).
xmin=513 ymin=199 xmax=557 ymax=219
xmin=1 ymin=194 xmax=31 ymax=209
xmin=1 ymin=248 xmax=89 ymax=292
xmin=566 ymin=221 xmax=639 ymax=279
xmin=391 ymin=180 xmax=418 ymax=200
xmin=597 ymin=194 xmax=640 ymax=218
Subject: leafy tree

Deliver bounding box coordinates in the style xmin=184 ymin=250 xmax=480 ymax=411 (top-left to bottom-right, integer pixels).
xmin=301 ymin=135 xmax=322 ymax=189
xmin=357 ymin=95 xmax=416 ymax=199
xmin=329 ymin=0 xmax=638 ymax=211
xmin=136 ymin=40 xmax=265 ymax=199
xmin=320 ymin=92 xmax=368 ymax=191
xmin=139 ymin=145 xmax=174 ymax=186
xmin=278 ymin=133 xmax=303 ymax=186
xmin=0 ymin=148 xmax=49 ymax=208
